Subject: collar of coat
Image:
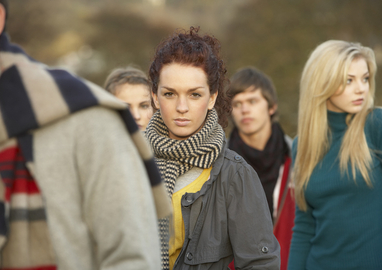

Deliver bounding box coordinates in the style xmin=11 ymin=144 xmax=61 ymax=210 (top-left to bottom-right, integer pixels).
xmin=0 ymin=33 xmax=171 ymax=219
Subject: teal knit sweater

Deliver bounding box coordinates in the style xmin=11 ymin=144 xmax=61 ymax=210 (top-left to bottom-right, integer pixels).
xmin=288 ymin=108 xmax=382 ymax=270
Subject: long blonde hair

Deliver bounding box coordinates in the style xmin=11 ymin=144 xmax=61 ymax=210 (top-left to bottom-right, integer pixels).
xmin=294 ymin=40 xmax=377 ymax=211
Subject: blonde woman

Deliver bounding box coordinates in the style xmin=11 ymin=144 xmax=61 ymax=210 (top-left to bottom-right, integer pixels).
xmin=288 ymin=40 xmax=382 ymax=269
xmin=104 ymin=67 xmax=154 ymax=130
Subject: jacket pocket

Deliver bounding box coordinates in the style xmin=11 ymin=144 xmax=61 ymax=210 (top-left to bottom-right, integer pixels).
xmin=183 ymin=238 xmax=233 ymax=265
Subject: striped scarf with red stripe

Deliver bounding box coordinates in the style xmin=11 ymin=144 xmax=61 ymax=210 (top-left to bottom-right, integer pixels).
xmin=0 ymin=139 xmax=56 ymax=270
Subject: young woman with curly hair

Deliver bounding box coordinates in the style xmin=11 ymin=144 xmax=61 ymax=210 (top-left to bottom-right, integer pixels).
xmin=146 ymin=26 xmax=280 ymax=270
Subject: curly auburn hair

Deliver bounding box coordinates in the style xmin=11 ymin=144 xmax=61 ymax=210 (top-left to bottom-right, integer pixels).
xmin=149 ymin=26 xmax=231 ymax=128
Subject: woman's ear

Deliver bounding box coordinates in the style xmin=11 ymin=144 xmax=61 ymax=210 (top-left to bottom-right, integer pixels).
xmin=152 ymin=91 xmax=160 ymax=110
xmin=208 ymin=91 xmax=218 ymax=110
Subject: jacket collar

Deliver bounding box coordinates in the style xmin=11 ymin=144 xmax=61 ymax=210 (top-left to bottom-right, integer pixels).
xmin=192 ymin=139 xmax=228 ymax=199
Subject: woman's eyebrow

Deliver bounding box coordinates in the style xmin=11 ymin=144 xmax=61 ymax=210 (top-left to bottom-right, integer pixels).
xmin=188 ymin=87 xmax=205 ymax=92
xmin=160 ymin=86 xmax=176 ymax=91
xmin=347 ymin=71 xmax=369 ymax=78
xmin=161 ymin=86 xmax=205 ymax=91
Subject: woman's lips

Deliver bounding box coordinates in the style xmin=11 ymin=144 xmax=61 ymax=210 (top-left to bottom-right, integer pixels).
xmin=352 ymin=98 xmax=364 ymax=105
xmin=174 ymin=118 xmax=191 ymax=126
xmin=241 ymin=117 xmax=253 ymax=124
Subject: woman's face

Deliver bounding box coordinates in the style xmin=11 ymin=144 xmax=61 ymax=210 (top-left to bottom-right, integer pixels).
xmin=327 ymin=57 xmax=370 ymax=114
xmin=115 ymin=83 xmax=154 ymax=130
xmin=153 ymin=63 xmax=217 ymax=140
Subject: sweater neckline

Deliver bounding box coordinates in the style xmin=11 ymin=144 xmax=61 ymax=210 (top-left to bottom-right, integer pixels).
xmin=327 ymin=110 xmax=349 ymax=133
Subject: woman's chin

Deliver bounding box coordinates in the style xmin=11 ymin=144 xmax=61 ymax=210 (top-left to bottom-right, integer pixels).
xmin=169 ymin=129 xmax=198 ymax=140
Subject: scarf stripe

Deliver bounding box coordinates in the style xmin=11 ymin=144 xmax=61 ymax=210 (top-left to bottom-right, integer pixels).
xmin=118 ymin=107 xmax=139 ymax=134
xmin=0 ymin=142 xmax=55 ymax=269
xmin=146 ymin=109 xmax=224 ymax=270
xmin=10 ymin=209 xmax=46 ymax=221
xmin=47 ymin=69 xmax=99 ymax=113
xmin=0 ymin=203 xmax=5 ymax=235
xmin=0 ymin=67 xmax=38 ymax=137
xmin=17 ymin=135 xmax=33 ymax=162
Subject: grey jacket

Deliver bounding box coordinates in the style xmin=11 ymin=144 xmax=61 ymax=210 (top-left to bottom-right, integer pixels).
xmin=173 ymin=142 xmax=280 ymax=270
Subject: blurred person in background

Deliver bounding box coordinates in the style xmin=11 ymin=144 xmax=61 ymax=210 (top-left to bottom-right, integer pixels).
xmin=146 ymin=26 xmax=280 ymax=270
xmin=104 ymin=66 xmax=154 ymax=131
xmin=0 ymin=0 xmax=171 ymax=269
xmin=289 ymin=40 xmax=382 ymax=269
xmin=226 ymin=67 xmax=295 ymax=270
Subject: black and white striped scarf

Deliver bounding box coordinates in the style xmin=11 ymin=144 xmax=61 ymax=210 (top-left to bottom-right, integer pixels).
xmin=146 ymin=108 xmax=224 ymax=269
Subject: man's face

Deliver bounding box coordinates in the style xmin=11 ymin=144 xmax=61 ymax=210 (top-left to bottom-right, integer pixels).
xmin=231 ymin=88 xmax=275 ymax=137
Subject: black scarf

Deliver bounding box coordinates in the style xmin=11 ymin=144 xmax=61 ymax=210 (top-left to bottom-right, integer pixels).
xmin=228 ymin=122 xmax=289 ymax=218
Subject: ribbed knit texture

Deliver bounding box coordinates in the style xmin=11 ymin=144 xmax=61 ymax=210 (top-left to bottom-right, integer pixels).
xmin=146 ymin=108 xmax=224 ymax=270
xmin=288 ymin=109 xmax=382 ymax=270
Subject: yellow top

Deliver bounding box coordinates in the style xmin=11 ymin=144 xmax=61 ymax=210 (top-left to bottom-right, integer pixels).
xmin=169 ymin=167 xmax=212 ymax=270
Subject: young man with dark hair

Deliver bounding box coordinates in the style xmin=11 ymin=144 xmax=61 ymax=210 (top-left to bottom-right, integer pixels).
xmin=0 ymin=1 xmax=170 ymax=269
xmin=227 ymin=67 xmax=295 ymax=270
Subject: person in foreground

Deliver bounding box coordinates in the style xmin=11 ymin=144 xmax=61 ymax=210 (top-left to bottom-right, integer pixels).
xmin=227 ymin=67 xmax=295 ymax=270
xmin=104 ymin=66 xmax=154 ymax=130
xmin=146 ymin=26 xmax=280 ymax=270
xmin=288 ymin=40 xmax=382 ymax=270
xmin=0 ymin=1 xmax=171 ymax=269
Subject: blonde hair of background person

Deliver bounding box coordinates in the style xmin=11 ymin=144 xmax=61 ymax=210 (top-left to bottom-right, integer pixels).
xmin=104 ymin=66 xmax=154 ymax=130
xmin=294 ymin=40 xmax=377 ymax=211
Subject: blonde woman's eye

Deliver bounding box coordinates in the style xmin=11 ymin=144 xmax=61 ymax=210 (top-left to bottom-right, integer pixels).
xmin=346 ymin=78 xmax=352 ymax=84
xmin=363 ymin=77 xmax=369 ymax=83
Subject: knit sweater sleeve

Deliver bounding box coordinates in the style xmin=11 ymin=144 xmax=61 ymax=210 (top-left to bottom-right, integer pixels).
xmin=75 ymin=107 xmax=161 ymax=269
xmin=287 ymin=138 xmax=316 ymax=270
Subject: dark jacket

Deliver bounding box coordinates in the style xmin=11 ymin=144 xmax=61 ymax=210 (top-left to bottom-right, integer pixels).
xmin=173 ymin=142 xmax=280 ymax=270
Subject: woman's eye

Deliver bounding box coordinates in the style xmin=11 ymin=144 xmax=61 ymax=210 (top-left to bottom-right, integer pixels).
xmin=249 ymin=99 xmax=257 ymax=104
xmin=346 ymin=78 xmax=352 ymax=84
xmin=164 ymin=92 xmax=173 ymax=97
xmin=191 ymin=93 xmax=201 ymax=98
xmin=363 ymin=77 xmax=369 ymax=83
xmin=141 ymin=104 xmax=150 ymax=109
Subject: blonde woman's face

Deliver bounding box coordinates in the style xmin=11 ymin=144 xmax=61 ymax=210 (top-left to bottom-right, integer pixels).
xmin=153 ymin=63 xmax=217 ymax=140
xmin=115 ymin=83 xmax=154 ymax=130
xmin=327 ymin=58 xmax=370 ymax=114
